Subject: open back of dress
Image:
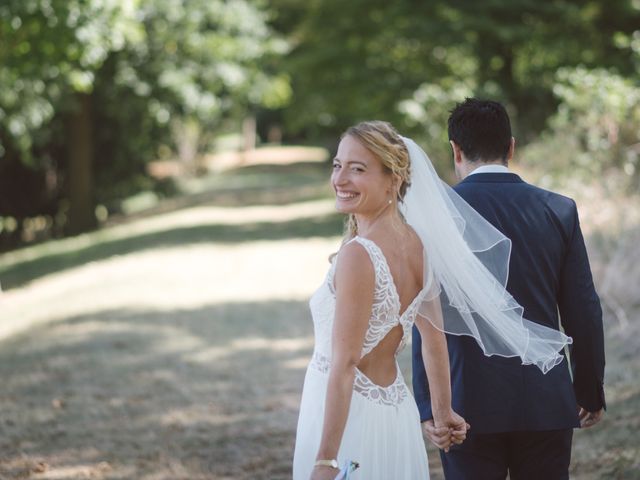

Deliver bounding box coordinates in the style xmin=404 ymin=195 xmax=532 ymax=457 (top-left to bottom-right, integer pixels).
xmin=293 ymin=236 xmax=431 ymax=479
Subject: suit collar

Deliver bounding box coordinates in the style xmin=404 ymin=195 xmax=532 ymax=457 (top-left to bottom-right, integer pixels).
xmin=468 ymin=164 xmax=511 ymax=175
xmin=457 ymin=172 xmax=524 ymax=184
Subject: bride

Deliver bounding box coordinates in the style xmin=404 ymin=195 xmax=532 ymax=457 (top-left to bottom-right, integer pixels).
xmin=292 ymin=121 xmax=571 ymax=479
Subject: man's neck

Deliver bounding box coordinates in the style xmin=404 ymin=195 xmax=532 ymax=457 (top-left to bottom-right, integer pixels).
xmin=465 ymin=161 xmax=509 ymax=178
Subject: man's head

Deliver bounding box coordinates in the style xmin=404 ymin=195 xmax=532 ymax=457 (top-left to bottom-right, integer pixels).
xmin=448 ymin=98 xmax=515 ymax=179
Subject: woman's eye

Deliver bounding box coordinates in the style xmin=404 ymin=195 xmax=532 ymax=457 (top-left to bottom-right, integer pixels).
xmin=332 ymin=163 xmax=340 ymax=169
xmin=352 ymin=167 xmax=364 ymax=172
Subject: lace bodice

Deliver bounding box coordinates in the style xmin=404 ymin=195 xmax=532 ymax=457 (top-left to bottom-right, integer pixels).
xmin=308 ymin=236 xmax=428 ymax=406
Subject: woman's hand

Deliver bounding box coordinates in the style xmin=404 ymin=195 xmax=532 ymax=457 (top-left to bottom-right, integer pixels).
xmin=310 ymin=465 xmax=339 ymax=480
xmin=432 ymin=409 xmax=470 ymax=452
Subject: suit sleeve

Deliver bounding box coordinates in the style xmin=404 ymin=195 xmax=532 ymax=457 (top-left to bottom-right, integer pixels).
xmin=412 ymin=324 xmax=433 ymax=422
xmin=557 ymin=202 xmax=606 ymax=412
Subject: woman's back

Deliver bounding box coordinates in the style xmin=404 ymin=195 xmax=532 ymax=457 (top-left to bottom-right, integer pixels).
xmin=295 ymin=230 xmax=432 ymax=480
xmin=355 ymin=228 xmax=425 ymax=386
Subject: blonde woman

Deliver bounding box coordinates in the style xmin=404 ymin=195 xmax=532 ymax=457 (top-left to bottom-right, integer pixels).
xmin=292 ymin=121 xmax=571 ymax=479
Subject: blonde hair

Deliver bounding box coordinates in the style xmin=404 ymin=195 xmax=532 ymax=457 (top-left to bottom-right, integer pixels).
xmin=341 ymin=120 xmax=411 ymax=240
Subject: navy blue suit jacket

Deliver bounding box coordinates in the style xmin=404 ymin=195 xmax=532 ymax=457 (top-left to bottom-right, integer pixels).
xmin=412 ymin=173 xmax=606 ymax=434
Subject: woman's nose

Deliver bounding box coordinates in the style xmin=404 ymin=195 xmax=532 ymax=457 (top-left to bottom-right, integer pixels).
xmin=333 ymin=168 xmax=347 ymax=185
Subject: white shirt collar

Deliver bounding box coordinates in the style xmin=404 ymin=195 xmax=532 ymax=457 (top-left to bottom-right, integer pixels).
xmin=467 ymin=164 xmax=510 ymax=176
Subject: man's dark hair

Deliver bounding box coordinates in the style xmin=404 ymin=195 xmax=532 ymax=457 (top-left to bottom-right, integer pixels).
xmin=447 ymin=98 xmax=512 ymax=163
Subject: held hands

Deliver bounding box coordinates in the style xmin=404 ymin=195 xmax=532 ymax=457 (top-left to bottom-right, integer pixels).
xmin=578 ymin=406 xmax=604 ymax=428
xmin=422 ymin=409 xmax=470 ymax=453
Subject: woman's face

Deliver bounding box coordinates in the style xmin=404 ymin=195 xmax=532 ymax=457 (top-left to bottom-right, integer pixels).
xmin=331 ymin=135 xmax=394 ymax=216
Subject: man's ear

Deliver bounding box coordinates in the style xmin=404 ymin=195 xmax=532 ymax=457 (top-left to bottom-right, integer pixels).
xmin=450 ymin=140 xmax=463 ymax=164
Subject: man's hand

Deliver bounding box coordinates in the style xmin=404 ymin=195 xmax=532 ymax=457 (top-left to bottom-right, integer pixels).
xmin=578 ymin=406 xmax=604 ymax=428
xmin=422 ymin=413 xmax=470 ymax=452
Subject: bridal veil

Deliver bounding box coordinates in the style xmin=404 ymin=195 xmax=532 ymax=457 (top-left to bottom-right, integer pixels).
xmin=400 ymin=137 xmax=571 ymax=373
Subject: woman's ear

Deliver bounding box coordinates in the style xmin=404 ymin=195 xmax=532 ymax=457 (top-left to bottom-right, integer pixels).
xmin=389 ymin=173 xmax=402 ymax=197
xmin=395 ymin=173 xmax=403 ymax=188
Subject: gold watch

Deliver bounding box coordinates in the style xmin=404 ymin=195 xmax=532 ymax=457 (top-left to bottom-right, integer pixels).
xmin=315 ymin=459 xmax=339 ymax=468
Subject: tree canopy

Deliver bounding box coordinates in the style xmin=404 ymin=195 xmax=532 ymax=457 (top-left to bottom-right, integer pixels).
xmin=269 ymin=0 xmax=639 ymax=152
xmin=1 ymin=0 xmax=638 ymax=248
xmin=0 ymin=0 xmax=289 ymax=241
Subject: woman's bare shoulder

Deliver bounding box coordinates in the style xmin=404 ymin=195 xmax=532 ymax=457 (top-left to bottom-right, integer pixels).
xmin=333 ymin=239 xmax=375 ymax=291
xmin=336 ymin=238 xmax=373 ymax=268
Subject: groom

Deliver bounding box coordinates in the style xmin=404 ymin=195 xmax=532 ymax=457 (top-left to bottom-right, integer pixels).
xmin=412 ymin=99 xmax=606 ymax=479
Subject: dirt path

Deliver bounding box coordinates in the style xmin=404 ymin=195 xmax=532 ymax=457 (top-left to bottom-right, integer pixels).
xmin=0 ymin=199 xmax=343 ymax=479
xmin=1 ymin=199 xmax=638 ymax=479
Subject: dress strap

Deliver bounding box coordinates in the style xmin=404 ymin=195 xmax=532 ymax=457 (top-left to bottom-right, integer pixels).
xmin=346 ymin=236 xmax=398 ymax=306
xmin=344 ymin=236 xmax=402 ymax=357
xmin=347 ymin=236 xmax=387 ymax=282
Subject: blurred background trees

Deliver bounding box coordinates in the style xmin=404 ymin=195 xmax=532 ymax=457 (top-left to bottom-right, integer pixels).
xmin=1 ymin=0 xmax=639 ymax=250
xmin=0 ymin=0 xmax=289 ymax=245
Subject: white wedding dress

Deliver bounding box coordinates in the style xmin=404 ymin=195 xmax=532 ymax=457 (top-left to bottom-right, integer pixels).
xmin=293 ymin=236 xmax=430 ymax=479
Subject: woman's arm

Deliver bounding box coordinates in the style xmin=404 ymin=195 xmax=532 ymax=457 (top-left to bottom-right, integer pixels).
xmin=312 ymin=242 xmax=374 ymax=479
xmin=414 ymin=296 xmax=469 ymax=450
xmin=414 ymin=297 xmax=451 ymax=414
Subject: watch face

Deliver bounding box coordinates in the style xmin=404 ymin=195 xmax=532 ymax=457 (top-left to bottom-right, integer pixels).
xmin=330 ymin=460 xmax=338 ymax=468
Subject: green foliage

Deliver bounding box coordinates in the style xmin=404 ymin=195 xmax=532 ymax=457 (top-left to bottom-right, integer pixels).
xmin=268 ymin=0 xmax=640 ymax=148
xmin=0 ymin=0 xmax=290 ymax=161
xmin=0 ymin=0 xmax=290 ymax=246
xmin=522 ymin=66 xmax=640 ymax=191
xmin=2 ymin=0 xmax=640 ymax=247
xmin=398 ymin=80 xmax=475 ymax=172
xmin=135 ymin=0 xmax=290 ymax=122
xmin=0 ymin=0 xmax=141 ymax=163
xmin=272 ymin=1 xmax=457 ymax=140
xmin=88 ymin=0 xmax=292 ymax=205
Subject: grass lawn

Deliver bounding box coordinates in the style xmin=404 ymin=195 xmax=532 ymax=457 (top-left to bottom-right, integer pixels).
xmin=0 ymin=152 xmax=638 ymax=479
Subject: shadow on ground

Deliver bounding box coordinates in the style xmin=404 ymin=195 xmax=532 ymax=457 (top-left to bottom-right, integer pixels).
xmin=1 ymin=303 xmax=638 ymax=479
xmin=1 ymin=159 xmax=337 ymax=290
xmin=117 ymin=161 xmax=334 ymax=219
xmin=0 ymin=213 xmax=343 ymax=291
xmin=0 ymin=300 xmax=315 ymax=480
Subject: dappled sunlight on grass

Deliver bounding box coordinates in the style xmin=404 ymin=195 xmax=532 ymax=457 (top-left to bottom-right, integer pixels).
xmin=568 ymin=316 xmax=640 ymax=478
xmin=31 ymin=461 xmax=115 ymax=479
xmin=2 ymin=455 xmax=120 ymax=480
xmin=1 ymin=237 xmax=340 ymax=342
xmin=1 ymin=160 xmax=638 ymax=478
xmin=282 ymin=354 xmax=317 ymax=371
xmin=127 ymin=157 xmax=334 ymax=221
xmin=229 ymin=337 xmax=315 ymax=352
xmin=156 ymin=405 xmax=249 ymax=430
xmin=0 ymin=199 xmax=340 ymax=290
xmin=203 ymin=146 xmax=328 ymax=173
xmin=0 ymin=298 xmax=318 ymax=479
xmin=184 ymin=337 xmax=314 ymax=365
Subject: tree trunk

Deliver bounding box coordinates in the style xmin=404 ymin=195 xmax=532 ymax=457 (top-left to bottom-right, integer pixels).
xmin=239 ymin=114 xmax=257 ymax=165
xmin=66 ymin=92 xmax=96 ymax=235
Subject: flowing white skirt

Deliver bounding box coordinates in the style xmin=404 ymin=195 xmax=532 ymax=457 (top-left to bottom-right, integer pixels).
xmin=293 ymin=364 xmax=430 ymax=479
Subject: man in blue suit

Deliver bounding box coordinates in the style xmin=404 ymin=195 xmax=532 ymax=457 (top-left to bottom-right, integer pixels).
xmin=412 ymin=98 xmax=606 ymax=479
